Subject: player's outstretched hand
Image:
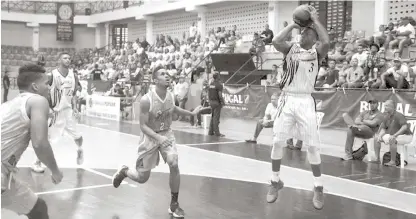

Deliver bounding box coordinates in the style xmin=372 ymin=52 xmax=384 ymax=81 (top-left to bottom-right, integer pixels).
xmin=192 ymin=106 xmax=201 ymax=116
xmin=51 ymin=170 xmax=63 ymax=184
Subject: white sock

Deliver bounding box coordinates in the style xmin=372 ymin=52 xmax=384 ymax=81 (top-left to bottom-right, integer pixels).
xmin=271 ymin=171 xmax=280 ymax=182
xmin=314 ymin=176 xmax=323 ymax=187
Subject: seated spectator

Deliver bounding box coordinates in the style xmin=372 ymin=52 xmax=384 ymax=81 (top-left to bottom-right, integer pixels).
xmin=190 ymin=81 xmax=211 ymax=127
xmin=369 ymin=25 xmax=388 ymax=47
xmin=380 ymin=58 xmax=410 ymax=89
xmin=343 ymin=37 xmax=358 ymax=60
xmin=319 ymin=59 xmax=339 ymax=88
xmin=382 ymin=22 xmax=397 ymax=50
xmin=267 ymin=64 xmax=282 ymax=86
xmin=341 ymin=99 xmax=384 ymax=160
xmin=250 ymin=33 xmax=266 ymax=56
xmin=328 ymin=44 xmax=346 ymax=62
xmin=351 ymin=44 xmax=368 ymax=68
xmin=260 ymin=24 xmax=274 ymax=44
xmin=337 ymin=60 xmax=350 ymax=87
xmin=364 ymin=44 xmax=381 ymax=73
xmin=377 ymin=100 xmax=413 ymax=166
xmin=388 ymin=17 xmax=415 ymax=57
xmin=342 ymin=58 xmax=364 ymax=88
xmin=246 ymin=93 xmax=279 ymax=143
xmin=109 ymin=84 xmax=125 ymax=97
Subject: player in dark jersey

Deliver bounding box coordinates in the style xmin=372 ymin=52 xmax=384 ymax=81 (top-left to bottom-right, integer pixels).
xmin=112 ymin=66 xmax=199 ymax=218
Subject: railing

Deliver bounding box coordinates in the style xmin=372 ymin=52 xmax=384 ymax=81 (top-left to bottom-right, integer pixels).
xmin=1 ymin=0 xmax=143 ymax=15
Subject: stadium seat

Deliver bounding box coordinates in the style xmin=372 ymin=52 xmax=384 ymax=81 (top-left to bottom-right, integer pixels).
xmin=399 ymin=120 xmax=416 ymax=168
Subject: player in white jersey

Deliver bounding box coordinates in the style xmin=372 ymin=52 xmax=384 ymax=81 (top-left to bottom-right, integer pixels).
xmin=266 ymin=6 xmax=329 ymax=210
xmin=1 ymin=64 xmax=63 ymax=218
xmin=32 ymin=52 xmax=83 ymax=173
xmin=112 ymin=67 xmax=199 ymax=218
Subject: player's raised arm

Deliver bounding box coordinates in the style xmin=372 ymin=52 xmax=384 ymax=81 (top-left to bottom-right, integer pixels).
xmin=29 ymin=95 xmax=62 ymax=183
xmin=272 ymin=23 xmax=297 ymax=55
xmin=309 ymin=7 xmax=330 ymax=60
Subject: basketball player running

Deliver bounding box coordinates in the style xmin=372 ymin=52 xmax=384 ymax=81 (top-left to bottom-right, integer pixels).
xmin=32 ymin=52 xmax=83 ymax=173
xmin=266 ymin=7 xmax=329 ymax=210
xmin=112 ymin=67 xmax=199 ymax=218
xmin=1 ymin=64 xmax=63 ymax=219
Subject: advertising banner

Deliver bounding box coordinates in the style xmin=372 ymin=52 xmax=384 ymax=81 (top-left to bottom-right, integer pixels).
xmin=86 ymin=95 xmax=120 ymax=121
xmin=221 ymin=85 xmax=416 ymax=129
xmin=56 ymin=2 xmax=74 ymax=41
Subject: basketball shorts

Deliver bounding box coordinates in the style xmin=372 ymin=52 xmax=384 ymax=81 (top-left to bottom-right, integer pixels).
xmin=1 ymin=165 xmax=37 ymax=215
xmin=273 ymin=93 xmax=320 ymax=146
xmin=49 ymin=108 xmax=81 ymax=144
xmin=136 ymin=130 xmax=177 ymax=172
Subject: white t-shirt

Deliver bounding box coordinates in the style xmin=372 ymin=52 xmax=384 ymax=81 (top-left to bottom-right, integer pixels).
xmin=386 ymin=65 xmax=410 ymax=81
xmin=264 ymin=103 xmax=278 ymax=121
xmin=397 ymin=23 xmax=415 ymax=39
xmin=351 ymin=52 xmax=369 ymax=67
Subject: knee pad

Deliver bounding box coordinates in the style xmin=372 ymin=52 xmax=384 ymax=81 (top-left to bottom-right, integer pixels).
xmin=27 ymin=198 xmax=49 ymax=219
xmin=271 ymin=138 xmax=285 ymax=160
xmin=307 ymin=146 xmax=321 ymax=165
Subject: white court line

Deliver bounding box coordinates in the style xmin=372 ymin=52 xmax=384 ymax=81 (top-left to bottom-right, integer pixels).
xmin=376 ymin=181 xmax=406 ymax=186
xmin=35 ymin=184 xmax=115 ymax=195
xmin=339 ymin=173 xmax=368 ymax=178
xmin=78 ymin=124 xmax=416 ymax=197
xmin=82 ymin=167 xmax=137 ymax=187
xmin=185 ymin=141 xmax=245 ymax=146
xmin=356 ymin=176 xmax=383 ymax=181
xmin=78 ymin=124 xmax=416 ymax=215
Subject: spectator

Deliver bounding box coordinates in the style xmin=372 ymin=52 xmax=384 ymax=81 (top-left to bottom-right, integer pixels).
xmin=388 ymin=17 xmax=415 ymax=57
xmin=174 ymin=74 xmax=189 ymax=120
xmin=261 ymin=24 xmax=274 ymax=44
xmin=337 ymin=60 xmax=350 ymax=87
xmin=91 ymin=64 xmax=104 ymax=80
xmin=267 ymin=64 xmax=282 ymax=86
xmin=2 ymin=67 xmax=10 ymax=103
xmin=246 ymin=93 xmax=279 ymax=143
xmin=351 ymin=44 xmax=368 ymax=68
xmin=189 ymin=80 xmax=211 ymax=127
xmin=320 ymin=59 xmax=339 ymax=88
xmin=341 ymin=99 xmax=384 ymax=161
xmin=377 ymin=100 xmax=413 ymax=166
xmin=342 ymin=58 xmax=364 ymax=88
xmin=365 ymin=44 xmax=381 ymax=73
xmin=208 ymin=72 xmax=224 ymax=137
xmin=380 ymin=58 xmax=410 ymax=89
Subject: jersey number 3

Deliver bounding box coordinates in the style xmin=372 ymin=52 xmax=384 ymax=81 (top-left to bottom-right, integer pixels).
xmin=308 ymin=63 xmax=315 ymax=73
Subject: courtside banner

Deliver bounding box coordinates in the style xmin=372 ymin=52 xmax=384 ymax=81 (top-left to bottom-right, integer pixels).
xmin=221 ymin=85 xmax=416 ymax=129
xmin=86 ymin=95 xmax=120 ymax=121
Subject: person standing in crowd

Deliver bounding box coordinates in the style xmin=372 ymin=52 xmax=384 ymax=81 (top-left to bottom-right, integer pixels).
xmin=91 ymin=64 xmax=104 ymax=80
xmin=208 ymin=72 xmax=224 ymax=137
xmin=2 ymin=67 xmax=10 ymax=103
xmin=174 ymin=74 xmax=189 ymax=121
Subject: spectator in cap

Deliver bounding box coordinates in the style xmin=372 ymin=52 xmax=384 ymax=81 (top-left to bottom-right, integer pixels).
xmin=380 ymin=58 xmax=410 ymax=89
xmin=341 ymin=98 xmax=384 ymax=161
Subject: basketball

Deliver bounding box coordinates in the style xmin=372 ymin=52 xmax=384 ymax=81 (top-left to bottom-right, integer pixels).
xmin=293 ymin=5 xmax=312 ymax=27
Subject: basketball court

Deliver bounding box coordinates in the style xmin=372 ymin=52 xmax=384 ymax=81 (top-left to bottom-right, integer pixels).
xmin=2 ymin=116 xmax=416 ymax=219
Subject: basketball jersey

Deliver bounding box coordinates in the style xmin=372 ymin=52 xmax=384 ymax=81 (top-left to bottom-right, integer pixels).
xmin=146 ymin=90 xmax=175 ymax=132
xmin=280 ymin=44 xmax=319 ymax=94
xmin=1 ymin=93 xmax=38 ymax=169
xmin=49 ymin=68 xmax=76 ymax=111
